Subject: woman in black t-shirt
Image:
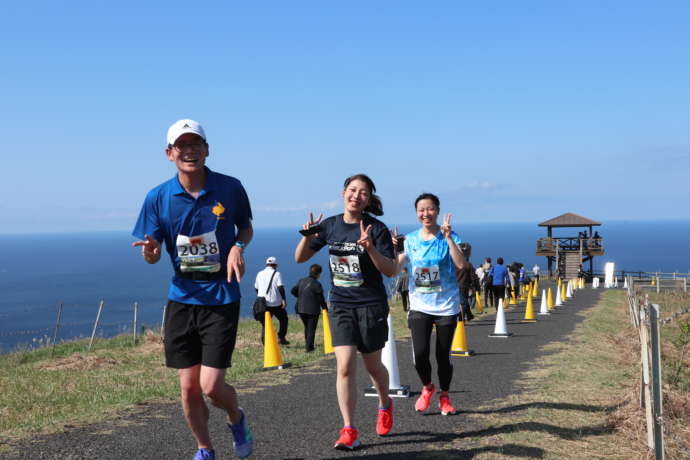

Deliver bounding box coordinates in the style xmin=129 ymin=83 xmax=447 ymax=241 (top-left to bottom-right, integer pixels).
xmin=295 ymin=173 xmax=396 ymax=450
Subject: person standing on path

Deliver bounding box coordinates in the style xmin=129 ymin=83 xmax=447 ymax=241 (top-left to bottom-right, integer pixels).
xmin=291 ymin=264 xmax=328 ymax=352
xmin=391 ymin=193 xmax=467 ymax=417
xmin=481 ymin=257 xmax=494 ymax=309
xmin=395 ymin=267 xmax=410 ymax=311
xmin=132 ymin=119 xmax=253 ymax=460
xmin=532 ymin=264 xmax=541 ymax=282
xmin=488 ymin=258 xmax=510 ymax=309
xmin=254 ymin=256 xmax=290 ymax=345
xmin=456 ymin=242 xmax=476 ymax=322
xmin=294 ymin=173 xmax=396 ymax=451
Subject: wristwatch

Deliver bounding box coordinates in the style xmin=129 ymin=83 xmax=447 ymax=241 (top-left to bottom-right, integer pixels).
xmin=234 ymin=241 xmax=246 ymax=250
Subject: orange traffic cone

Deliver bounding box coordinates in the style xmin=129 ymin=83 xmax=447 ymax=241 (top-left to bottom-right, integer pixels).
xmin=262 ymin=311 xmax=291 ymax=370
xmin=547 ymin=287 xmax=554 ymax=310
xmin=451 ymin=317 xmax=474 ymax=357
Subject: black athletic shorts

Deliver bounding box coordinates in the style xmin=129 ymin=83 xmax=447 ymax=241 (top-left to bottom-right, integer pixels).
xmin=163 ymin=300 xmax=240 ymax=369
xmin=329 ymin=302 xmax=389 ymax=353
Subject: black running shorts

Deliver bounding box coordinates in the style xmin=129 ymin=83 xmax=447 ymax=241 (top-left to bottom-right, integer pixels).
xmin=329 ymin=302 xmax=389 ymax=353
xmin=163 ymin=300 xmax=240 ymax=369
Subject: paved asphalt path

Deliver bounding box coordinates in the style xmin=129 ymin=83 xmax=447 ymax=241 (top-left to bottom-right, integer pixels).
xmin=6 ymin=283 xmax=602 ymax=459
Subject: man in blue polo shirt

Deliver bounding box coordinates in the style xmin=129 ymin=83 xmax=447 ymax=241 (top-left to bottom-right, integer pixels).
xmin=132 ymin=119 xmax=253 ymax=460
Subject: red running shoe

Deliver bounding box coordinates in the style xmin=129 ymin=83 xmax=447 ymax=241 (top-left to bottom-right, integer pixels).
xmin=439 ymin=395 xmax=457 ymax=416
xmin=334 ymin=427 xmax=360 ymax=450
xmin=376 ymin=398 xmax=393 ymax=436
xmin=415 ymin=384 xmax=435 ymax=412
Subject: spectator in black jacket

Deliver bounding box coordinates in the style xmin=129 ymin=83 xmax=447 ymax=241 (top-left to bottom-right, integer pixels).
xmin=291 ymin=264 xmax=328 ymax=352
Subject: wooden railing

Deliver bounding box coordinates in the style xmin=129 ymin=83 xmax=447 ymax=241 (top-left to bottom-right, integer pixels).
xmin=536 ymin=237 xmax=603 ymax=253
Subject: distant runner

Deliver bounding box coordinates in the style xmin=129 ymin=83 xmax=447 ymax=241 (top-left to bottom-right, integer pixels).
xmin=392 ymin=193 xmax=467 ymax=416
xmin=294 ymin=173 xmax=395 ymax=450
xmin=132 ymin=119 xmax=253 ymax=460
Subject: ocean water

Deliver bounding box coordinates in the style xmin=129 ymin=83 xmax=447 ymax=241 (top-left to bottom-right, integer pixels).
xmin=1 ymin=220 xmax=689 ymax=352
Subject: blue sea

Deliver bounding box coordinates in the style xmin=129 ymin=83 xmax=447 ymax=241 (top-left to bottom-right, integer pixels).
xmin=1 ymin=221 xmax=689 ymax=353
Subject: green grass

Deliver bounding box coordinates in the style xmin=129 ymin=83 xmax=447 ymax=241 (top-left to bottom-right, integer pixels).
xmin=0 ymin=301 xmax=410 ymax=440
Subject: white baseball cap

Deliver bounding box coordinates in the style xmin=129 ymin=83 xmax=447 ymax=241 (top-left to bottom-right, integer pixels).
xmin=266 ymin=256 xmax=278 ymax=265
xmin=167 ymin=119 xmax=206 ymax=146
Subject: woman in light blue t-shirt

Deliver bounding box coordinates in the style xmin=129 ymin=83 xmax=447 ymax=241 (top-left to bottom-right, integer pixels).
xmin=392 ymin=193 xmax=467 ymax=416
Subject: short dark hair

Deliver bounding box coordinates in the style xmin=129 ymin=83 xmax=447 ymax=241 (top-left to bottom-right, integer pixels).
xmin=343 ymin=173 xmax=383 ymax=216
xmin=309 ymin=264 xmax=322 ymax=276
xmin=497 ymin=257 xmax=504 ymax=265
xmin=485 ymin=257 xmax=492 ymax=263
xmin=414 ymin=193 xmax=440 ymax=210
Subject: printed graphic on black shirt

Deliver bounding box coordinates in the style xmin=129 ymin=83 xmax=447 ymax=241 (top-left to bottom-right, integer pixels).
xmin=329 ymin=242 xmax=365 ymax=287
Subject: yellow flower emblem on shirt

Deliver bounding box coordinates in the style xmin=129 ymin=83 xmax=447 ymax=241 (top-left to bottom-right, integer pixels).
xmin=212 ymin=202 xmax=226 ymax=220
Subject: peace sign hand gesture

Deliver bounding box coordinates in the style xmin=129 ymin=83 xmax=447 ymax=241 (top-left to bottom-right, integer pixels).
xmin=301 ymin=212 xmax=323 ymax=238
xmin=357 ymin=220 xmax=374 ymax=250
xmin=441 ymin=214 xmax=454 ymax=239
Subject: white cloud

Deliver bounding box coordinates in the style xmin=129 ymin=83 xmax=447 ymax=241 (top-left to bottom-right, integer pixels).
xmin=460 ymin=180 xmax=499 ymax=191
xmin=255 ymin=199 xmax=340 ymax=214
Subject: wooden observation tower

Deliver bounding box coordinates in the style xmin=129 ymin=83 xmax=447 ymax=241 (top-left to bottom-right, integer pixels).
xmin=536 ymin=212 xmax=604 ymax=279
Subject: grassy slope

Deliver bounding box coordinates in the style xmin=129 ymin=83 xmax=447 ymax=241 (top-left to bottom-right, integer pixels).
xmin=0 ymin=303 xmax=410 ymax=441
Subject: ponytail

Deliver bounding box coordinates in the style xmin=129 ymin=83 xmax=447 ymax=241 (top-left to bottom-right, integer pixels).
xmin=365 ymin=194 xmax=384 ymax=216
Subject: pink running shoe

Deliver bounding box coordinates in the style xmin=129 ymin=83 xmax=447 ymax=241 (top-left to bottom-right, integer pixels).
xmin=415 ymin=384 xmax=435 ymax=412
xmin=439 ymin=395 xmax=457 ymax=416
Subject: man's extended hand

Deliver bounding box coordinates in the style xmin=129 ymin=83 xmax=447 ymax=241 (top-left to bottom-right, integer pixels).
xmin=227 ymin=245 xmax=245 ymax=283
xmin=132 ymin=234 xmax=161 ymax=264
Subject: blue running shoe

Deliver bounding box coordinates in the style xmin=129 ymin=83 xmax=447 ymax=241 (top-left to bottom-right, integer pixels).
xmin=193 ymin=448 xmax=215 ymax=460
xmin=228 ymin=408 xmax=253 ymax=458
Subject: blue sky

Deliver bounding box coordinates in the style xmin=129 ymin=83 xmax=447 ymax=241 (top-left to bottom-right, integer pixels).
xmin=2 ymin=1 xmax=689 ymax=234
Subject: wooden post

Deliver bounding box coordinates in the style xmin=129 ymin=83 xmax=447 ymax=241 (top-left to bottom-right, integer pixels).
xmin=684 ymin=278 xmax=687 ymax=293
xmin=649 ymin=305 xmax=665 ymax=459
xmin=639 ymin=306 xmax=654 ymax=449
xmin=88 ymin=300 xmax=105 ymax=352
xmin=656 ymin=277 xmax=660 ymax=294
xmin=132 ymin=302 xmax=139 ymax=346
xmin=50 ymin=302 xmax=64 ymax=357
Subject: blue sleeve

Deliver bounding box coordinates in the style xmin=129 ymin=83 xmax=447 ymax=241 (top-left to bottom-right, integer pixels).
xmin=132 ymin=190 xmax=163 ymax=242
xmin=451 ymin=232 xmax=461 ymax=245
xmin=233 ymin=182 xmax=253 ymax=230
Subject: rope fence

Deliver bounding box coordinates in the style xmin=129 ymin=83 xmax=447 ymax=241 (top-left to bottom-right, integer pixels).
xmin=0 ymin=300 xmax=167 ymax=355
